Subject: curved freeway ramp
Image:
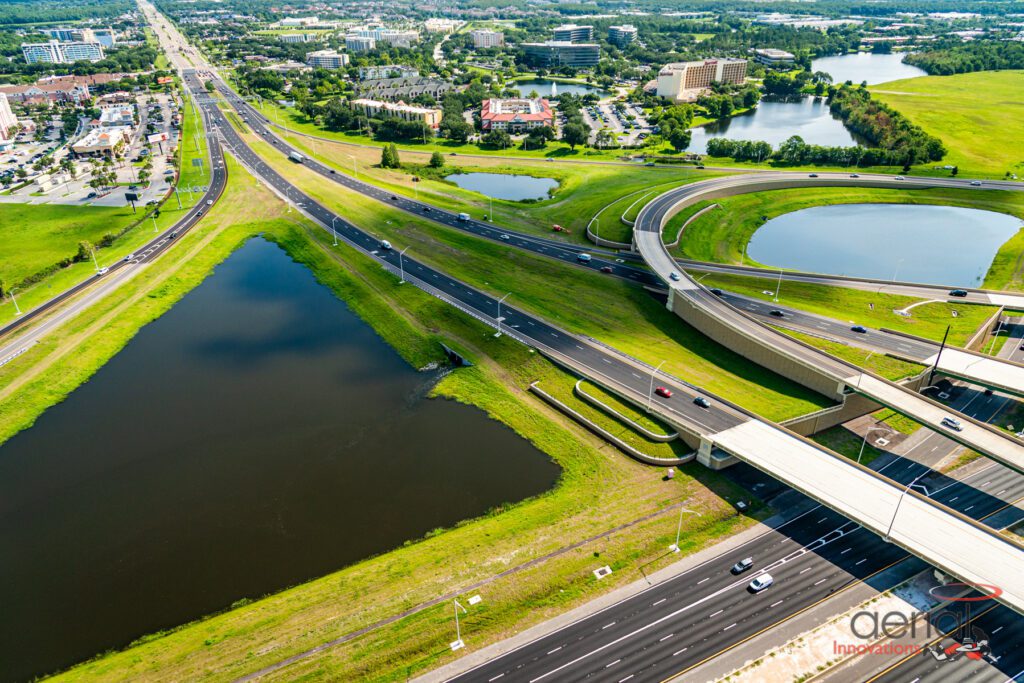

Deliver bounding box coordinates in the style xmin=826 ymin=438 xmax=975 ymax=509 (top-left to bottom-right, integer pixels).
xmin=635 ymin=173 xmax=1024 ymax=475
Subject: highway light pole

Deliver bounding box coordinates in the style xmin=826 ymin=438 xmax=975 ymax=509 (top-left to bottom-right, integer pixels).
xmin=9 ymin=288 xmax=22 ymax=316
xmin=90 ymin=247 xmax=100 ymax=273
xmin=773 ymin=269 xmax=783 ymax=303
xmin=892 ymin=258 xmax=905 ymax=282
xmin=495 ymin=292 xmax=511 ymax=337
xmin=346 ymin=154 xmax=357 ymax=178
xmin=857 ymin=426 xmax=894 ymax=464
xmin=398 ymin=246 xmax=410 ymax=284
xmin=884 ymin=470 xmax=926 ymax=543
xmin=669 ymin=506 xmax=700 ymax=553
xmin=647 ymin=360 xmax=666 ymax=413
xmin=331 ymin=216 xmax=338 ymax=246
xmin=450 ymin=599 xmax=468 ymax=651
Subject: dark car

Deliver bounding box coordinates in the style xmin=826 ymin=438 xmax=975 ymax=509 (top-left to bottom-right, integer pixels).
xmin=769 ymin=309 xmax=785 ymax=317
xmin=851 ymin=325 xmax=868 ymax=333
xmin=808 ymin=173 xmax=818 ymax=178
xmin=423 ymin=206 xmax=431 ymax=212
xmin=696 ymin=164 xmax=705 ymax=169
xmin=391 ymin=195 xmax=398 ymax=200
xmin=731 ymin=558 xmax=753 ymax=574
xmin=329 ymin=169 xmax=335 ymax=174
xmin=709 ymin=288 xmax=724 ymax=296
xmin=693 ymin=396 xmax=711 ymax=409
xmin=600 ymin=266 xmax=613 ymax=273
xmin=949 ymin=289 xmax=968 ymax=297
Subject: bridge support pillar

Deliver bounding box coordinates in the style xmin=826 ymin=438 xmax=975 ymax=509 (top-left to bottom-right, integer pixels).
xmin=666 ymin=287 xmax=675 ymax=312
xmin=696 ymin=438 xmax=714 ymax=467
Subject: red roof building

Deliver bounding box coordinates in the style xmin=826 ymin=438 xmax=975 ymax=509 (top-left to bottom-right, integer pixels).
xmin=481 ymin=98 xmax=553 ymax=133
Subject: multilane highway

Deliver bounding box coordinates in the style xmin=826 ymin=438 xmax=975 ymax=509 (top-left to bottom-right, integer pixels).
xmin=135 ymin=6 xmax=1024 ymax=681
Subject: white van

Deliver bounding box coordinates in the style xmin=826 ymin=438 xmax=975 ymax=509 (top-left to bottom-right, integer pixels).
xmin=577 ymin=253 xmax=592 ymax=263
xmin=457 ymin=212 xmax=470 ymax=221
xmin=380 ymin=240 xmax=392 ymax=250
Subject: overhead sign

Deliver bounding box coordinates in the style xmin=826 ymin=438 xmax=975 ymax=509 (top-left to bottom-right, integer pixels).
xmin=148 ymin=132 xmax=168 ymax=144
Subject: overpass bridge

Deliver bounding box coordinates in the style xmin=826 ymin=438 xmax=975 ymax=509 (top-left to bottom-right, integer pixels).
xmin=635 ymin=173 xmax=1024 ymax=477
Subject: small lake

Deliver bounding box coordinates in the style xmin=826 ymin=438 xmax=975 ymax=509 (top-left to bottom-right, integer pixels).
xmin=689 ymin=97 xmax=863 ymax=154
xmin=811 ymin=52 xmax=927 ymax=86
xmin=747 ymin=204 xmax=1023 ymax=286
xmin=512 ymin=78 xmax=605 ymax=99
xmin=0 ymin=238 xmax=559 ymax=682
xmin=448 ymin=172 xmax=559 ymax=201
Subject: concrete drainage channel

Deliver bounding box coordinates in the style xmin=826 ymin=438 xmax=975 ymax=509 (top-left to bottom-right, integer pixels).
xmin=529 ymin=381 xmax=694 ymax=466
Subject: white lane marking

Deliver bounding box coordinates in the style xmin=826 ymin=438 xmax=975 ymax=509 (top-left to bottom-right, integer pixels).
xmin=673 ymin=647 xmax=688 ymax=656
xmin=965 ymin=505 xmax=975 ymax=512
xmin=982 ymin=481 xmax=991 ymax=487
xmin=653 ymin=598 xmax=666 ymax=607
xmin=489 ymin=675 xmax=505 ymax=682
xmin=800 ymin=567 xmax=812 ymax=574
xmin=606 ymin=659 xmax=621 ymax=668
xmin=697 ymin=578 xmax=710 ymax=585
xmin=709 ymin=610 xmax=723 ymax=618
xmin=619 ymin=677 xmax=634 ymax=683
xmin=770 ymin=600 xmax=784 ymax=607
xmin=950 ymin=496 xmax=959 ymax=502
xmin=723 ymin=623 xmax=737 ymax=631
xmin=997 ymin=489 xmax=1007 ymax=496
xmin=856 ymin=559 xmax=867 ymax=565
xmin=602 ymin=622 xmax=616 ymax=630
xmin=817 ymin=517 xmax=827 ymax=524
xmin=547 ymin=646 xmax=562 ymax=655
xmin=840 ymin=548 xmax=852 ymax=554
xmin=993 ymin=626 xmax=1004 ymax=634
xmin=814 ymin=579 xmax=827 ymax=586
xmin=660 ymin=634 xmax=673 ymax=642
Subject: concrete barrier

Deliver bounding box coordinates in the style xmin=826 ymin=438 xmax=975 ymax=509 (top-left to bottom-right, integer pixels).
xmin=573 ymin=380 xmax=679 ymax=442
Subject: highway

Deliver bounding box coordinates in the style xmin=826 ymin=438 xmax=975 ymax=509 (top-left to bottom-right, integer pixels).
xmin=137 ymin=5 xmax=1024 ymax=681
xmin=0 ymin=106 xmax=226 ymax=362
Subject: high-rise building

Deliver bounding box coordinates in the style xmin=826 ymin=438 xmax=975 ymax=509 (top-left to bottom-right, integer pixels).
xmin=656 ymin=58 xmax=748 ymax=102
xmin=345 ymin=35 xmax=376 ymax=52
xmin=470 ymin=29 xmax=504 ymax=48
xmin=552 ymin=24 xmax=594 ymax=43
xmin=0 ymin=93 xmax=17 ymax=141
xmin=608 ymin=25 xmax=638 ymax=47
xmin=305 ymin=49 xmax=350 ymax=69
xmin=753 ymin=48 xmax=795 ymax=67
xmin=521 ymin=41 xmax=600 ymax=67
xmin=22 ymin=40 xmax=105 ymax=64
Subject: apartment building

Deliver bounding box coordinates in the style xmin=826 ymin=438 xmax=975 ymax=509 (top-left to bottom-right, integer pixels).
xmin=471 ymin=29 xmax=504 ymax=48
xmin=22 ymin=40 xmax=105 ymax=64
xmin=350 ymin=98 xmax=442 ymax=128
xmin=0 ymin=93 xmax=17 ymax=141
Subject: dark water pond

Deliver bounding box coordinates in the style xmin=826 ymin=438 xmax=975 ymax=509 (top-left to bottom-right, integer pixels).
xmin=811 ymin=52 xmax=927 ymax=87
xmin=748 ymin=204 xmax=1023 ymax=286
xmin=0 ymin=238 xmax=559 ymax=681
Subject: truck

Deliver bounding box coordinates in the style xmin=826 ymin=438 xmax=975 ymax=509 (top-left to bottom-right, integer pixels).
xmin=289 ymin=151 xmax=304 ymax=164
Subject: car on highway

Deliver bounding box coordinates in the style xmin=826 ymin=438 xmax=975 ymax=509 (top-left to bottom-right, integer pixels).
xmin=423 ymin=206 xmax=431 ymax=212
xmin=329 ymin=169 xmax=335 ymax=174
xmin=655 ymin=386 xmax=672 ymax=398
xmin=206 ymin=199 xmax=213 ymax=205
xmin=850 ymin=173 xmax=860 ymax=178
xmin=749 ymin=574 xmax=774 ymax=592
xmin=808 ymin=173 xmax=818 ymax=178
xmin=696 ymin=164 xmax=705 ymax=169
xmin=577 ymin=253 xmax=592 ymax=263
xmin=390 ymin=195 xmax=397 ymax=200
xmin=731 ymin=558 xmax=753 ymax=574
xmin=500 ymin=234 xmax=510 ymax=240
xmin=97 ymin=267 xmax=109 ymax=275
xmin=970 ymin=181 xmax=982 ymax=186
xmin=600 ymin=266 xmax=613 ymax=273
xmin=124 ymin=253 xmax=135 ymax=262
xmin=941 ymin=416 xmax=964 ymax=432
xmin=380 ymin=240 xmax=392 ymax=250
xmin=894 ymin=175 xmax=905 ymax=180
xmin=851 ymin=325 xmax=867 ymax=333
xmin=769 ymin=309 xmax=785 ymax=317
xmin=710 ymin=288 xmax=724 ymax=296
xmin=693 ymin=396 xmax=711 ymax=409
xmin=949 ymin=289 xmax=968 ymax=297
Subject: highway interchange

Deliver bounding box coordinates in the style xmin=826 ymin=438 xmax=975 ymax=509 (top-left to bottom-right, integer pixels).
xmin=9 ymin=7 xmax=1024 ymax=680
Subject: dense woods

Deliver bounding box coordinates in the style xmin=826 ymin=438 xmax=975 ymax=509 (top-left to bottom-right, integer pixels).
xmin=905 ymin=42 xmax=1024 ymax=75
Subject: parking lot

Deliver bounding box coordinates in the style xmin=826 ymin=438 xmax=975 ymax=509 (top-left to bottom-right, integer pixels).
xmin=581 ymin=102 xmax=652 ymax=147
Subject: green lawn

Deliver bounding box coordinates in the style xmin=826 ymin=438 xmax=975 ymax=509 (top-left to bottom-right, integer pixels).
xmin=871 ymin=71 xmax=1024 ymax=179
xmin=700 ymin=272 xmax=998 ymax=347
xmin=677 ymin=186 xmax=1024 ymax=290
xmin=812 ymin=425 xmax=886 ymax=467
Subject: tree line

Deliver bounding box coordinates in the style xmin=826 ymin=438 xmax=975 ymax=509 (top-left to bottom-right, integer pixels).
xmin=904 ymin=41 xmax=1024 ymax=75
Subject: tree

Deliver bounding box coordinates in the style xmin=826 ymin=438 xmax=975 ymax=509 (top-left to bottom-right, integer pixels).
xmin=561 ymin=123 xmax=587 ymax=151
xmin=594 ymin=129 xmax=615 ymax=149
xmin=76 ymin=240 xmax=94 ymax=263
xmin=440 ymin=117 xmax=472 ymax=142
xmin=481 ymin=129 xmax=511 ymax=149
xmin=204 ymin=80 xmax=215 ymax=92
xmin=429 ymin=151 xmax=445 ymax=168
xmin=381 ymin=143 xmax=401 ymax=168
xmin=668 ymin=128 xmax=692 ymax=153
xmin=951 ymin=166 xmax=958 ymax=177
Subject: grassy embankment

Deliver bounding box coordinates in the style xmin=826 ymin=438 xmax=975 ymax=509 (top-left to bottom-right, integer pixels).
xmin=0 ymin=90 xmax=210 ymax=326
xmin=24 ymin=158 xmax=767 ymax=683
xmin=812 ymin=425 xmax=886 ymax=467
xmin=234 ymin=127 xmax=831 ymax=421
xmin=871 ymin=71 xmax=1024 ymax=179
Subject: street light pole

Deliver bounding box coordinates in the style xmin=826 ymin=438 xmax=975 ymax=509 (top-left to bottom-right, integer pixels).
xmin=9 ymin=287 xmax=22 ymax=316
xmin=90 ymin=247 xmax=100 ymax=273
xmin=669 ymin=506 xmax=700 ymax=553
xmin=857 ymin=426 xmax=893 ymax=464
xmin=884 ymin=471 xmax=926 ymax=543
xmin=892 ymin=258 xmax=905 ymax=283
xmin=398 ymin=246 xmax=409 ymax=284
xmin=451 ymin=599 xmax=468 ymax=651
xmin=647 ymin=360 xmax=666 ymax=413
xmin=331 ymin=216 xmax=338 ymax=246
xmin=774 ymin=269 xmax=783 ymax=303
xmin=495 ymin=292 xmax=511 ymax=337
xmin=151 ymin=213 xmax=158 ymax=232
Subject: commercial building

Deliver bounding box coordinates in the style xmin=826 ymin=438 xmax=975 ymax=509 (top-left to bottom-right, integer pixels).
xmin=305 ymin=49 xmax=350 ymax=69
xmin=521 ymin=41 xmax=600 ymax=67
xmin=608 ymin=25 xmax=638 ymax=47
xmin=480 ymin=98 xmax=553 ymax=133
xmin=471 ymin=29 xmax=504 ymax=48
xmin=358 ymin=76 xmax=452 ymax=101
xmin=424 ymin=18 xmax=462 ymax=33
xmin=280 ymin=16 xmax=319 ymax=26
xmin=0 ymin=80 xmax=91 ymax=104
xmin=90 ymin=104 xmax=136 ymax=128
xmin=93 ymin=28 xmax=117 ymax=47
xmin=345 ymin=35 xmax=376 ymax=52
xmin=552 ymin=24 xmax=593 ymax=43
xmin=71 ymin=126 xmax=129 ymax=157
xmin=753 ymin=48 xmax=795 ymax=67
xmin=0 ymin=93 xmax=17 ymax=141
xmin=45 ymin=27 xmax=116 ymax=46
xmin=358 ymin=64 xmax=419 ymax=80
xmin=278 ymin=33 xmax=321 ymax=44
xmin=350 ymin=98 xmax=442 ymax=128
xmin=656 ymin=58 xmax=748 ymax=102
xmin=22 ymin=40 xmax=105 ymax=64
xmin=349 ymin=26 xmax=419 ymax=47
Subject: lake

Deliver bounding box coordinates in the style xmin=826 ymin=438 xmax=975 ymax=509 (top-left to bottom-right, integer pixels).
xmin=811 ymin=52 xmax=927 ymax=87
xmin=0 ymin=238 xmax=559 ymax=682
xmin=688 ymin=97 xmax=863 ymax=154
xmin=747 ymin=204 xmax=1023 ymax=286
xmin=512 ymin=79 xmax=605 ymax=99
xmin=448 ymin=172 xmax=559 ymax=201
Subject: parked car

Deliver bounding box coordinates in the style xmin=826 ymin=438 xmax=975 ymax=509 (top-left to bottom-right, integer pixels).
xmin=731 ymin=558 xmax=753 ymax=574
xmin=655 ymin=386 xmax=672 ymax=398
xmin=749 ymin=574 xmax=774 ymax=592
xmin=693 ymin=396 xmax=711 ymax=409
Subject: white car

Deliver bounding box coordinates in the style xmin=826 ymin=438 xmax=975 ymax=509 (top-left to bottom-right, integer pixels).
xmin=123 ymin=253 xmax=135 ymax=262
xmin=941 ymin=416 xmax=963 ymax=432
xmin=499 ymin=234 xmax=510 ymax=240
xmin=749 ymin=574 xmax=774 ymax=592
xmin=894 ymin=175 xmax=905 ymax=180
xmin=97 ymin=267 xmax=109 ymax=275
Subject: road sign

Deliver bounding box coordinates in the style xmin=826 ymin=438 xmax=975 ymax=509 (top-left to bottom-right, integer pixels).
xmin=148 ymin=132 xmax=168 ymax=144
xmin=191 ymin=158 xmax=204 ymax=168
xmin=125 ymin=191 xmax=139 ymax=202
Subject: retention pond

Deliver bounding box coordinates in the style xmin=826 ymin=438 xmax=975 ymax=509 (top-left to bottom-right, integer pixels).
xmin=448 ymin=172 xmax=559 ymax=201
xmin=0 ymin=237 xmax=559 ymax=681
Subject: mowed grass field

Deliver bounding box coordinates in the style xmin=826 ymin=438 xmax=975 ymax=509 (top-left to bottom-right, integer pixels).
xmin=871 ymin=70 xmax=1024 ymax=178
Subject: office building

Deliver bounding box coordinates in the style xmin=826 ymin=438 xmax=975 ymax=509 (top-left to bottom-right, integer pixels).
xmin=357 ymin=64 xmax=418 ymax=80
xmin=521 ymin=41 xmax=600 ymax=67
xmin=424 ymin=18 xmax=461 ymax=33
xmin=753 ymin=48 xmax=795 ymax=67
xmin=93 ymin=28 xmax=117 ymax=47
xmin=22 ymin=40 xmax=105 ymax=64
xmin=608 ymin=25 xmax=638 ymax=47
xmin=471 ymin=29 xmax=504 ymax=48
xmin=481 ymin=98 xmax=553 ymax=133
xmin=281 ymin=16 xmax=319 ymax=26
xmin=350 ymin=26 xmax=419 ymax=47
xmin=0 ymin=93 xmax=17 ymax=141
xmin=350 ymin=98 xmax=442 ymax=128
xmin=346 ymin=35 xmax=376 ymax=52
xmin=278 ymin=33 xmax=320 ymax=44
xmin=552 ymin=24 xmax=593 ymax=43
xmin=305 ymin=49 xmax=350 ymax=69
xmin=656 ymin=58 xmax=748 ymax=102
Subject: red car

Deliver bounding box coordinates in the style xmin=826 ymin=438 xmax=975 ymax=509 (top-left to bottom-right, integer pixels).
xmin=655 ymin=386 xmax=672 ymax=398
xmin=600 ymin=266 xmax=613 ymax=273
